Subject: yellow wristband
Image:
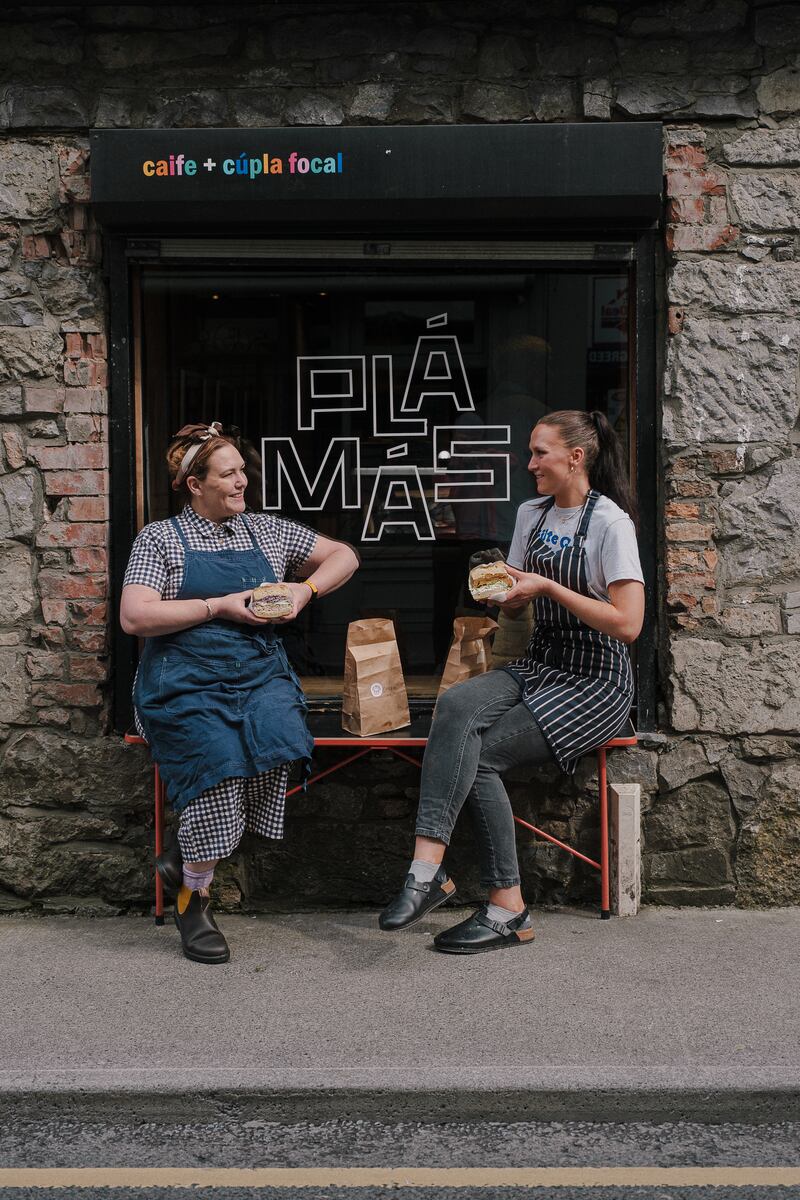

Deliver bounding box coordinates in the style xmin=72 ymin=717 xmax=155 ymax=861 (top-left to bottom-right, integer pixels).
xmin=302 ymin=580 xmax=319 ymax=600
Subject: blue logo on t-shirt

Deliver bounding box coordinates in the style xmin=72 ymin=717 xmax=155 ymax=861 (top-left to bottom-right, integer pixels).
xmin=537 ymin=527 xmax=573 ymax=550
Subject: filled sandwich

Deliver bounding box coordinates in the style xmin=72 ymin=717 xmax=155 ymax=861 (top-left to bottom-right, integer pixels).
xmin=250 ymin=582 xmax=294 ymax=619
xmin=468 ymin=561 xmax=514 ymax=602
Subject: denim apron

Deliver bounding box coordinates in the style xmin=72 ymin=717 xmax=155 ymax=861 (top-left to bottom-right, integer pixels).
xmin=504 ymin=490 xmax=634 ymax=774
xmin=133 ymin=514 xmax=314 ymax=813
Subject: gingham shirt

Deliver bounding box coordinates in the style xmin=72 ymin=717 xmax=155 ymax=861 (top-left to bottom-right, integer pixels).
xmin=123 ymin=504 xmax=318 ymax=596
xmin=123 ymin=505 xmax=317 ymax=847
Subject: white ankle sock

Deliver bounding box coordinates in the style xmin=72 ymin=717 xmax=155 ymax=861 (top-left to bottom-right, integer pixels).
xmin=486 ymin=901 xmax=530 ymax=927
xmin=409 ymin=859 xmax=440 ymax=883
xmin=183 ymin=865 xmax=214 ymax=891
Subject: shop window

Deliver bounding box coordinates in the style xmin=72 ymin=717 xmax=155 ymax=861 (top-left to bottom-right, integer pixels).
xmin=135 ymin=257 xmax=633 ymax=708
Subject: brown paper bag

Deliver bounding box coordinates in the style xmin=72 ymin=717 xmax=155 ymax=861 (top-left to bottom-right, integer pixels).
xmin=491 ymin=603 xmax=533 ymax=667
xmin=342 ymin=618 xmax=411 ymax=736
xmin=437 ymin=616 xmax=498 ymax=698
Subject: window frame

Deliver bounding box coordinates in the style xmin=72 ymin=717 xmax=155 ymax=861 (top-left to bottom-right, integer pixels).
xmin=109 ymin=231 xmax=658 ymax=733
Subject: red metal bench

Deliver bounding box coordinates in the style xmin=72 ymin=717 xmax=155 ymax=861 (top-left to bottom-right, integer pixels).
xmin=125 ymin=725 xmax=637 ymax=923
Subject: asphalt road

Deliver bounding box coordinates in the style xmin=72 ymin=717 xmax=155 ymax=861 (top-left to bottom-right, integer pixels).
xmin=1 ymin=1118 xmax=799 ymax=1198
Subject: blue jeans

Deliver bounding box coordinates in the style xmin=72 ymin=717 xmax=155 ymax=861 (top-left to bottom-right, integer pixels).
xmin=415 ymin=670 xmax=554 ymax=888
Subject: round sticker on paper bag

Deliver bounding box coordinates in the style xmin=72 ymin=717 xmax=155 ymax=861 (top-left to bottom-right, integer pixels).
xmin=370 ymin=683 xmax=384 ymax=698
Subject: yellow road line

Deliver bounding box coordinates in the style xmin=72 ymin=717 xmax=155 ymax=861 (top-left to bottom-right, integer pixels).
xmin=0 ymin=1167 xmax=799 ymax=1188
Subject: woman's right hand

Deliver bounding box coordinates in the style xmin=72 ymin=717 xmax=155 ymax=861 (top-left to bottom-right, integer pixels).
xmin=212 ymin=590 xmax=265 ymax=625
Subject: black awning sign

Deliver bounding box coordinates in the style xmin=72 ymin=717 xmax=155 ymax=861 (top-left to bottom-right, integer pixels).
xmin=91 ymin=124 xmax=663 ymax=227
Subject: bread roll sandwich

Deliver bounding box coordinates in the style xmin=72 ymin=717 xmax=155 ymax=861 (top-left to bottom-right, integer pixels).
xmin=250 ymin=582 xmax=294 ymax=619
xmin=468 ymin=561 xmax=514 ymax=602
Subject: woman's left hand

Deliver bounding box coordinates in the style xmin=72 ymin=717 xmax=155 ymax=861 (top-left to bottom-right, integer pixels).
xmin=497 ymin=564 xmax=550 ymax=610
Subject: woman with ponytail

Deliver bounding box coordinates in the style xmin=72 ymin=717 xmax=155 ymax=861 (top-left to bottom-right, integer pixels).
xmin=120 ymin=423 xmax=359 ymax=964
xmin=379 ymin=410 xmax=644 ymax=955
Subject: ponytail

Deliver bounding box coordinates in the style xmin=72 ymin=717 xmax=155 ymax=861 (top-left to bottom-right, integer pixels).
xmin=536 ymin=409 xmax=638 ymax=527
xmin=588 ymin=410 xmax=638 ymax=527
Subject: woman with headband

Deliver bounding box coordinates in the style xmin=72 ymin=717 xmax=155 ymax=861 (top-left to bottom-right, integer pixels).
xmin=120 ymin=423 xmax=359 ymax=964
xmin=379 ymin=410 xmax=644 ymax=954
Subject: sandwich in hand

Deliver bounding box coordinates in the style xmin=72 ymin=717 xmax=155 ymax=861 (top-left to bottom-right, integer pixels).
xmin=250 ymin=582 xmax=294 ymax=619
xmin=468 ymin=561 xmax=514 ymax=602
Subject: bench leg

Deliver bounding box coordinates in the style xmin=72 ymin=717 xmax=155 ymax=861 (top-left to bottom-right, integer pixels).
xmin=597 ymin=747 xmax=611 ymax=920
xmin=154 ymin=765 xmax=165 ymax=926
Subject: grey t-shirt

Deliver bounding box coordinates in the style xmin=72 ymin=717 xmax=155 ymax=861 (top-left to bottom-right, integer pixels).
xmin=506 ymin=494 xmax=643 ymax=603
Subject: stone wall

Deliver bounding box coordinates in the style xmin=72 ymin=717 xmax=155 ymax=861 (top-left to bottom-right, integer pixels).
xmin=659 ymin=118 xmax=800 ymax=907
xmin=0 ymin=0 xmax=799 ymax=913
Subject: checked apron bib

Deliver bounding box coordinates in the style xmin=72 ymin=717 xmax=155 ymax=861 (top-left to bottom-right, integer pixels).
xmin=133 ymin=514 xmax=313 ymax=813
xmin=504 ymin=490 xmax=634 ymax=774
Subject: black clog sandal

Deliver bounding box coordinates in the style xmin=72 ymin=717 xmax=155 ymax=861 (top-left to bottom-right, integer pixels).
xmin=433 ymin=905 xmax=535 ymax=954
xmin=378 ymin=867 xmax=457 ymax=931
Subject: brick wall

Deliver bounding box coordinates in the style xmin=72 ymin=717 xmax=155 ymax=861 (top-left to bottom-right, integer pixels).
xmin=2 ymin=147 xmax=110 ymax=739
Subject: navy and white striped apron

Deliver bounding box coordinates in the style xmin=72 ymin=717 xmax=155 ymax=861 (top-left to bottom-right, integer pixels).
xmin=504 ymin=489 xmax=634 ymax=774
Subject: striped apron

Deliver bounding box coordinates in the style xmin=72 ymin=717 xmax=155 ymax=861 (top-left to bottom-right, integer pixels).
xmin=504 ymin=489 xmax=634 ymax=774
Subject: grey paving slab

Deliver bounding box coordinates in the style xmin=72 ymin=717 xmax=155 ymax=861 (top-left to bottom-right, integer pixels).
xmin=1 ymin=906 xmax=798 ymax=1122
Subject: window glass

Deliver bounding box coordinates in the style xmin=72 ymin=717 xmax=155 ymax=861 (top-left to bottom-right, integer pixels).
xmin=139 ymin=266 xmax=631 ymax=701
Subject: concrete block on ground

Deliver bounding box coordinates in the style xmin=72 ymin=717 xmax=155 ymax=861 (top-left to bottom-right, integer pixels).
xmin=610 ymin=782 xmax=641 ymax=916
